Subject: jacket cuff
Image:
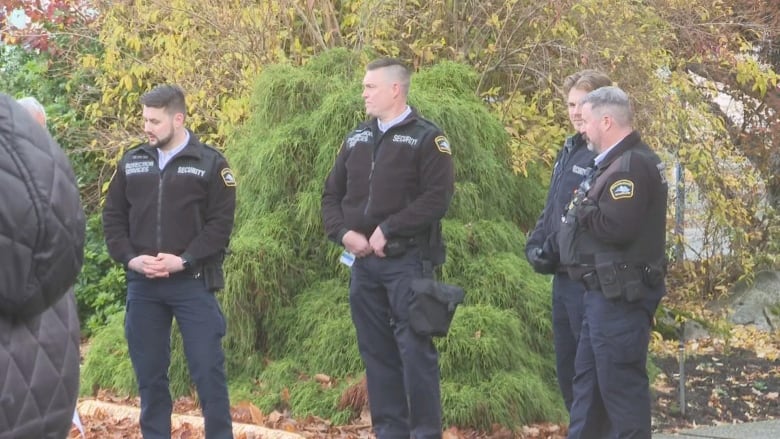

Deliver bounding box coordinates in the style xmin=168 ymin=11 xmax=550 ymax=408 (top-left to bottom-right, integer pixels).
xmin=123 ymin=253 xmax=138 ymax=270
xmin=379 ymin=222 xmax=391 ymax=239
xmin=180 ymin=251 xmax=197 ymax=267
xmin=336 ymin=228 xmax=349 ymax=246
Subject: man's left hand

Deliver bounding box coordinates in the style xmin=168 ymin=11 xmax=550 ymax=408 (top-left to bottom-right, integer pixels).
xmin=369 ymin=227 xmax=387 ymax=257
xmin=157 ymin=252 xmax=186 ymax=274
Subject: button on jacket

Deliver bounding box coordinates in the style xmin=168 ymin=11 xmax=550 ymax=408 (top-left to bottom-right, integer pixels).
xmin=102 ymin=131 xmax=235 ymax=267
xmin=322 ymin=108 xmax=454 ymax=243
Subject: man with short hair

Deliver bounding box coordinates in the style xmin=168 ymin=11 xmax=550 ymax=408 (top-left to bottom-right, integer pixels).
xmin=322 ymin=58 xmax=454 ymax=439
xmin=560 ymin=86 xmax=668 ymax=438
xmin=525 ymin=70 xmax=612 ymax=420
xmin=103 ymin=84 xmax=236 ymax=439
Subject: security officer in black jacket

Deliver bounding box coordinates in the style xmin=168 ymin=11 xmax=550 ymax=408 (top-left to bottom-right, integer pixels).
xmin=559 ymin=86 xmax=667 ymax=439
xmin=525 ymin=71 xmax=612 ymax=430
xmin=103 ymin=85 xmax=236 ymax=439
xmin=321 ymin=58 xmax=454 ymax=439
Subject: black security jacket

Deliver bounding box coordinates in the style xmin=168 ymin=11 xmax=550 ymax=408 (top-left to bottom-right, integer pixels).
xmin=526 ymin=133 xmax=596 ymax=263
xmin=102 ymin=131 xmax=235 ymax=267
xmin=559 ymin=131 xmax=668 ymax=299
xmin=0 ymin=94 xmax=85 ymax=438
xmin=322 ymin=108 xmax=454 ymax=243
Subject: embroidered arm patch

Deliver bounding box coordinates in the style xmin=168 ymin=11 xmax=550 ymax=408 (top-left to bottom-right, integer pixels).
xmin=435 ymin=136 xmax=451 ymax=155
xmin=221 ymin=168 xmax=237 ymax=187
xmin=609 ymin=179 xmax=634 ymax=200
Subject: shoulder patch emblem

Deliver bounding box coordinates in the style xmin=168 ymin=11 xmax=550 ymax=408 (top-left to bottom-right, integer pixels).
xmin=435 ymin=136 xmax=451 ymax=155
xmin=221 ymin=168 xmax=237 ymax=187
xmin=609 ymin=179 xmax=634 ymax=200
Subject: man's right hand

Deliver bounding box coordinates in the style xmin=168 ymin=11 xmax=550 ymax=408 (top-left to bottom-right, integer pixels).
xmin=526 ymin=247 xmax=556 ymax=274
xmin=128 ymin=255 xmax=170 ymax=278
xmin=342 ymin=230 xmax=373 ymax=258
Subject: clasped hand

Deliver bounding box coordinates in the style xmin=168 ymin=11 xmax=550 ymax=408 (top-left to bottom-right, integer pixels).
xmin=342 ymin=227 xmax=387 ymax=258
xmin=128 ymin=253 xmax=186 ymax=278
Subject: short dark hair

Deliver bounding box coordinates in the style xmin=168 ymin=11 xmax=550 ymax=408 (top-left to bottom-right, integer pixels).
xmin=366 ymin=58 xmax=411 ymax=95
xmin=140 ymin=84 xmax=186 ymax=116
xmin=562 ymin=69 xmax=612 ymax=97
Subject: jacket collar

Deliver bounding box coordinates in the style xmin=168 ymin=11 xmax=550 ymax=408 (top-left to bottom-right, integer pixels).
xmin=595 ymin=131 xmax=642 ymax=170
xmin=364 ymin=106 xmax=420 ymax=133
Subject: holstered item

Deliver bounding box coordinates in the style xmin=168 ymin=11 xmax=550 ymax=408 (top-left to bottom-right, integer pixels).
xmin=594 ymin=261 xmax=622 ymax=299
xmin=202 ymin=250 xmax=228 ymax=292
xmin=202 ymin=264 xmax=224 ymax=292
xmin=641 ymin=263 xmax=665 ymax=288
xmin=408 ymin=278 xmax=465 ymax=337
xmin=592 ymin=252 xmax=648 ymax=302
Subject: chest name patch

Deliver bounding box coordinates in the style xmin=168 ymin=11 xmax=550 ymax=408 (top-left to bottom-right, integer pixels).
xmin=125 ymin=160 xmax=154 ymax=176
xmin=572 ymin=164 xmax=589 ymax=176
xmin=393 ymin=134 xmax=419 ymax=147
xmin=609 ymin=179 xmax=635 ymax=200
xmin=346 ymin=130 xmax=372 ymax=149
xmin=177 ymin=166 xmax=206 ymax=177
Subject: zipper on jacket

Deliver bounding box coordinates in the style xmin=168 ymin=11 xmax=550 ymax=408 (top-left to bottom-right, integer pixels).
xmin=363 ymin=130 xmax=385 ymax=217
xmin=156 ymin=172 xmax=163 ymax=250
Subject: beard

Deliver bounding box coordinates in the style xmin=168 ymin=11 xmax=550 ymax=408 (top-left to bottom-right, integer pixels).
xmin=150 ymin=129 xmax=175 ymax=150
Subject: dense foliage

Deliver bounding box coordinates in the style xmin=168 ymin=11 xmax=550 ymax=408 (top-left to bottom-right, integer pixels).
xmin=5 ymin=0 xmax=780 ymax=430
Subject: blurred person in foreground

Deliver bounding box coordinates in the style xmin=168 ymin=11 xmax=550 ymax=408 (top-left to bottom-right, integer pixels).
xmin=0 ymin=93 xmax=85 ymax=438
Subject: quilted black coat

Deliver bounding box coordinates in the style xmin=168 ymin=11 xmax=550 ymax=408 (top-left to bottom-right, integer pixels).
xmin=0 ymin=94 xmax=85 ymax=438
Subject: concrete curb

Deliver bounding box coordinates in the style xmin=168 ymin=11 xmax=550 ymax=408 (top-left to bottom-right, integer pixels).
xmin=77 ymin=399 xmax=304 ymax=439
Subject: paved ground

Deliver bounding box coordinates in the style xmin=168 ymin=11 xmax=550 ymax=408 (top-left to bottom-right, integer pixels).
xmin=654 ymin=419 xmax=780 ymax=438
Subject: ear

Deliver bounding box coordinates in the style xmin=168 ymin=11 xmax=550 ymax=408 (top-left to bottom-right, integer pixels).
xmin=601 ymin=114 xmax=612 ymax=130
xmin=173 ymin=112 xmax=185 ymax=127
xmin=392 ymin=82 xmax=402 ymax=98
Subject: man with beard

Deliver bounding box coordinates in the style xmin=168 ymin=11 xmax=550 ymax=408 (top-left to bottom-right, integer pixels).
xmin=103 ymin=84 xmax=236 ymax=439
xmin=560 ymin=86 xmax=667 ymax=438
xmin=525 ymin=71 xmax=612 ymax=435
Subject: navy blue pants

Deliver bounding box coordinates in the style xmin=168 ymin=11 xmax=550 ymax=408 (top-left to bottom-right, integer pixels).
xmin=553 ymin=274 xmax=612 ymax=439
xmin=567 ymin=291 xmax=659 ymax=439
xmin=349 ymin=249 xmax=442 ymax=439
xmin=125 ymin=272 xmax=233 ymax=439
xmin=552 ymin=273 xmax=586 ymax=411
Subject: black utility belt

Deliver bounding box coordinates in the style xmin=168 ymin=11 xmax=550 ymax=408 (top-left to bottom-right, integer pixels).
xmin=578 ymin=262 xmax=664 ymax=302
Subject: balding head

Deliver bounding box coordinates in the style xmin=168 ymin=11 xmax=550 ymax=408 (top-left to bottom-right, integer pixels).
xmin=16 ymin=97 xmax=47 ymax=127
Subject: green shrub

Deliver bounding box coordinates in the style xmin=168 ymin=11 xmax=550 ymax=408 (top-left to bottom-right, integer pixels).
xmin=75 ymin=214 xmax=127 ymax=335
xmin=80 ymin=311 xmax=136 ymax=396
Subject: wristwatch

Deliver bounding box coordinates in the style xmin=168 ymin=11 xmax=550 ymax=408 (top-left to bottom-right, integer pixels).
xmin=181 ymin=256 xmax=192 ymax=271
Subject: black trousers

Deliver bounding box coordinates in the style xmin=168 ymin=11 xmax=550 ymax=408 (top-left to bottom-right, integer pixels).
xmin=125 ymin=272 xmax=233 ymax=439
xmin=349 ymin=249 xmax=442 ymax=439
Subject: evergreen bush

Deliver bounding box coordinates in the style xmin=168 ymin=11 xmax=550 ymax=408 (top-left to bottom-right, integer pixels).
xmin=82 ymin=48 xmax=563 ymax=428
